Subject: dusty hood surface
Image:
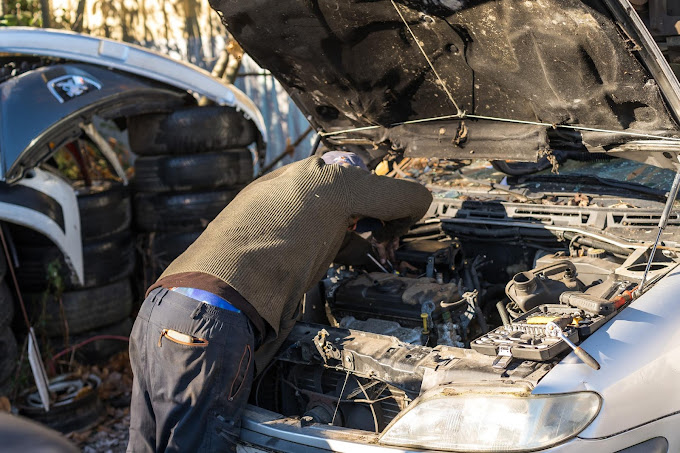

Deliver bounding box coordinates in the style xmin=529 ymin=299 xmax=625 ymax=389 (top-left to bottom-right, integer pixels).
xmin=213 ymin=0 xmax=680 ymax=168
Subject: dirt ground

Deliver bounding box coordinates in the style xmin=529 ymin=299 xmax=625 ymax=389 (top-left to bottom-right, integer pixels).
xmin=72 ymin=409 xmax=130 ymax=453
xmin=65 ymin=352 xmax=133 ymax=452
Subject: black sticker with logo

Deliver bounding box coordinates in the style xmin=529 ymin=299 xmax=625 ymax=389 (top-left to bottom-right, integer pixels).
xmin=46 ymin=74 xmax=102 ymax=104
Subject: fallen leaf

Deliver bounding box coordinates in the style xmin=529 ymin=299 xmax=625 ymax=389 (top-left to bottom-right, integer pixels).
xmin=0 ymin=396 xmax=10 ymax=413
xmin=568 ymin=193 xmax=591 ymax=207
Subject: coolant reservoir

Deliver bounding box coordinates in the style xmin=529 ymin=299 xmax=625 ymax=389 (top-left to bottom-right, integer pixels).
xmin=505 ymin=261 xmax=583 ymax=312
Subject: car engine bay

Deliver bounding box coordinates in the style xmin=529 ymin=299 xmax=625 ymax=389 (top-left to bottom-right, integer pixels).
xmin=251 ymin=197 xmax=680 ymax=434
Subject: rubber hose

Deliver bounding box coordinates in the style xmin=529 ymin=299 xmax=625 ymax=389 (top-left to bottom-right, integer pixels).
xmin=474 ymin=305 xmax=489 ymax=334
xmin=497 ymin=301 xmax=511 ymax=326
xmin=563 ymin=232 xmax=630 ymax=256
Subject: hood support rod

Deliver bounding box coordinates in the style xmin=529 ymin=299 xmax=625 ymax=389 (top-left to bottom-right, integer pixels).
xmin=637 ymin=156 xmax=680 ymax=295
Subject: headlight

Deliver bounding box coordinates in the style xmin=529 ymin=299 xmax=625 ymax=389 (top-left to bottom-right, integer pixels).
xmin=379 ymin=386 xmax=601 ymax=452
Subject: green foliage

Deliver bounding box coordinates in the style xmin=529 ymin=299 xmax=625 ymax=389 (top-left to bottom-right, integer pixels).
xmin=52 ymin=138 xmax=127 ymax=183
xmin=33 ymin=259 xmax=64 ymax=337
xmin=46 ymin=259 xmax=65 ymax=295
xmin=52 ymin=149 xmax=83 ymax=181
xmin=0 ymin=0 xmax=42 ymax=27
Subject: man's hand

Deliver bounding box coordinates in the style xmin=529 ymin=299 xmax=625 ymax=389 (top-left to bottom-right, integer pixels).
xmin=372 ymin=236 xmax=399 ymax=264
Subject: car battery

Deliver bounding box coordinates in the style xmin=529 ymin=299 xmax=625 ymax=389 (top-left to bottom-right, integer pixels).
xmin=330 ymin=272 xmax=461 ymax=326
xmin=471 ymin=305 xmax=609 ymax=364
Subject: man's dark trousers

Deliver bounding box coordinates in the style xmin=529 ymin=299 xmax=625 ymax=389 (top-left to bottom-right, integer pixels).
xmin=127 ymin=287 xmax=255 ymax=452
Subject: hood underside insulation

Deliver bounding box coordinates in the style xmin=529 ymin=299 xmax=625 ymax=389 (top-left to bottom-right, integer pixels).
xmin=213 ymin=0 xmax=680 ymax=166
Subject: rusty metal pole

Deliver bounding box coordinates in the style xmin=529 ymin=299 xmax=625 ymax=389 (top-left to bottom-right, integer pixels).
xmin=259 ymin=126 xmax=314 ymax=176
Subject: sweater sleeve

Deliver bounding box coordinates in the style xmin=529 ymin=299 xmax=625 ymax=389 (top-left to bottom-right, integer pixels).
xmin=333 ymin=232 xmax=372 ymax=266
xmin=343 ymin=167 xmax=433 ymax=240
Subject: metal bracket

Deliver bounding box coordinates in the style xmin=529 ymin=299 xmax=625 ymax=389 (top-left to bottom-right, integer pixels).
xmin=462 ymin=290 xmax=479 ymax=306
xmin=426 ymin=256 xmax=435 ymax=278
xmin=341 ymin=351 xmax=355 ymax=371
xmin=313 ymin=329 xmax=342 ymax=364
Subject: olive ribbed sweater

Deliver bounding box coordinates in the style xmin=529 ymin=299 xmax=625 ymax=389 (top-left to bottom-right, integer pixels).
xmin=160 ymin=156 xmax=432 ymax=338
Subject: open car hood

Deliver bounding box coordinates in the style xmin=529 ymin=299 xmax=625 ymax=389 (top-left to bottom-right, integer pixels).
xmin=215 ymin=0 xmax=680 ymax=169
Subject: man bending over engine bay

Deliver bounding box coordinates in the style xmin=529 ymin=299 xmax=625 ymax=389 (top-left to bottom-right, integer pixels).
xmin=126 ymin=151 xmax=432 ymax=452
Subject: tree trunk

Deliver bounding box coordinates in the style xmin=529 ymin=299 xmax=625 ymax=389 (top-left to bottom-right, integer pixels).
xmin=40 ymin=0 xmax=51 ymax=28
xmin=72 ymin=0 xmax=86 ymax=32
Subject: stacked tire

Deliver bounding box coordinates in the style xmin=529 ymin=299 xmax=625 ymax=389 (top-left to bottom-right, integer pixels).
xmin=0 ymin=251 xmax=18 ymax=395
xmin=128 ymin=105 xmax=256 ymax=283
xmin=12 ymin=180 xmax=135 ymax=363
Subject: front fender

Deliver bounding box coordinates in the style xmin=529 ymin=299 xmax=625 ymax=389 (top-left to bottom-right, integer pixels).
xmin=0 ymin=168 xmax=82 ymax=285
xmin=0 ymin=27 xmax=267 ymax=144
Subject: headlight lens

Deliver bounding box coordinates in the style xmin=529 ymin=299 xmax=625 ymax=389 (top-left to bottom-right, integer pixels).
xmin=379 ymin=388 xmax=601 ymax=452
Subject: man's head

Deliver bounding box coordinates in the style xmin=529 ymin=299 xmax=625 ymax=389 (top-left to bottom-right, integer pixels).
xmin=321 ymin=151 xmax=368 ymax=171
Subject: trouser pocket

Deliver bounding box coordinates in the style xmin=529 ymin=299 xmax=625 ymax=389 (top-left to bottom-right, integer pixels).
xmin=158 ymin=328 xmax=209 ymax=347
xmin=228 ymin=344 xmax=252 ymax=401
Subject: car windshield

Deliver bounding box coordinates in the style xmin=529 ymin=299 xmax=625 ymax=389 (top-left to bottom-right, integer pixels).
xmin=531 ymin=158 xmax=676 ymax=191
xmin=458 ymin=158 xmax=676 ymax=191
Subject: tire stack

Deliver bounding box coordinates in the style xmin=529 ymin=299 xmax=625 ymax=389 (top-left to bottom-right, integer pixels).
xmin=128 ymin=105 xmax=257 ymax=284
xmin=0 ymin=251 xmax=17 ymax=395
xmin=13 ymin=180 xmax=135 ymax=363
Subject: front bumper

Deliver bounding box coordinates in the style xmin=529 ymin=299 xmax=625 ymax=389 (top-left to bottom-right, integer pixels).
xmin=238 ymin=405 xmax=679 ymax=453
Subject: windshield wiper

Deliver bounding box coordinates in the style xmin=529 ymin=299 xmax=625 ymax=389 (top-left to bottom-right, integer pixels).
xmin=513 ymin=174 xmax=667 ymax=201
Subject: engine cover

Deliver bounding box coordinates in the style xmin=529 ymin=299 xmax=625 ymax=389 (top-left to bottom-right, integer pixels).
xmin=330 ymin=272 xmax=460 ymax=326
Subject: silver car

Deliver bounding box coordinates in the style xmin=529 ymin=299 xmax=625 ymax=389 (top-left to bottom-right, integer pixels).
xmin=5 ymin=0 xmax=680 ymax=449
xmin=203 ymin=0 xmax=680 ymax=452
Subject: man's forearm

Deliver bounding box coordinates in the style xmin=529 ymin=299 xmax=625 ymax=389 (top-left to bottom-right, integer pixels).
xmin=346 ymin=167 xmax=434 ymax=224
